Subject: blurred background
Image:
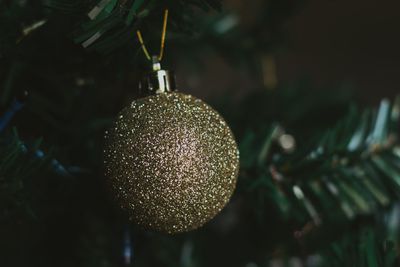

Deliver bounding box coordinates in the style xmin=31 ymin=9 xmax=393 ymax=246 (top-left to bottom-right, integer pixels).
xmin=277 ymin=0 xmax=400 ymax=104
xmin=179 ymin=0 xmax=400 ymax=104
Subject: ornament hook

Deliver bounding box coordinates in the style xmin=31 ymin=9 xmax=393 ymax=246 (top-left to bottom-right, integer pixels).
xmin=136 ymin=9 xmax=169 ymax=62
xmin=137 ymin=10 xmax=175 ymax=95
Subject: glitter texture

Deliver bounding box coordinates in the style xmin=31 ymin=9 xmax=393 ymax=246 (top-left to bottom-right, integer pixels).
xmin=104 ymin=92 xmax=239 ymax=234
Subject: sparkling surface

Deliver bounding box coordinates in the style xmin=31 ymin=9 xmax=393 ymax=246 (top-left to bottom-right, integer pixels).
xmin=104 ymin=92 xmax=239 ymax=234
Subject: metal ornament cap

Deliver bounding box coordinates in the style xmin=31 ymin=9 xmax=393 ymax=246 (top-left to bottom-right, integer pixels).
xmin=139 ymin=57 xmax=176 ymax=96
xmin=104 ymin=91 xmax=240 ymax=234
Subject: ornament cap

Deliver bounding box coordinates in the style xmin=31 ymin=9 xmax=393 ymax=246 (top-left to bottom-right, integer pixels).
xmin=139 ymin=57 xmax=176 ymax=96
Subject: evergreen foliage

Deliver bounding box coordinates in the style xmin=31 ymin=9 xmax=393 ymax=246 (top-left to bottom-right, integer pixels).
xmin=0 ymin=1 xmax=398 ymax=266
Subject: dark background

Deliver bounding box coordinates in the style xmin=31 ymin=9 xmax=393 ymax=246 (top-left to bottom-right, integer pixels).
xmin=181 ymin=0 xmax=400 ymax=104
xmin=279 ymin=0 xmax=400 ymax=104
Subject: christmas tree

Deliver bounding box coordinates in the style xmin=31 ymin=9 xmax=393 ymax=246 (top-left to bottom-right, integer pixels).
xmin=1 ymin=1 xmax=399 ymax=266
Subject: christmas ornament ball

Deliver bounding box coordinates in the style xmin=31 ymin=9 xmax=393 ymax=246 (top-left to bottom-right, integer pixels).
xmin=104 ymin=92 xmax=239 ymax=234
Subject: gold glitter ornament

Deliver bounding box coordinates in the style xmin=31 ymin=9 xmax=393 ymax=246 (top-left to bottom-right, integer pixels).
xmin=104 ymin=61 xmax=239 ymax=234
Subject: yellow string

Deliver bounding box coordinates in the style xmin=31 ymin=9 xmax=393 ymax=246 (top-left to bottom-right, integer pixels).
xmin=136 ymin=9 xmax=169 ymax=62
xmin=158 ymin=9 xmax=168 ymax=61
xmin=136 ymin=30 xmax=151 ymax=60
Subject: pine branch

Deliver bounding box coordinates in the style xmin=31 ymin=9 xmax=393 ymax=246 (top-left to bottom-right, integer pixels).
xmin=239 ymin=97 xmax=400 ymax=264
xmin=0 ymin=128 xmax=72 ymax=221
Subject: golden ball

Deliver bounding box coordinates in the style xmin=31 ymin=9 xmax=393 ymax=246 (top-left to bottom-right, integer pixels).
xmin=104 ymin=92 xmax=239 ymax=234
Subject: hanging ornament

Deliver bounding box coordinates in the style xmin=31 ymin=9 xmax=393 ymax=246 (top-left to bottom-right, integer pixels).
xmin=104 ymin=10 xmax=239 ymax=234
